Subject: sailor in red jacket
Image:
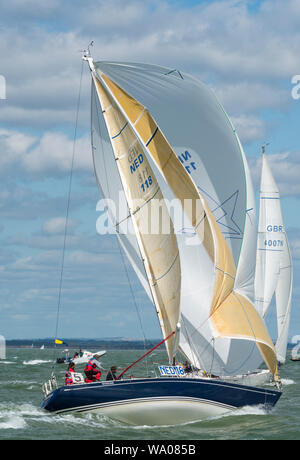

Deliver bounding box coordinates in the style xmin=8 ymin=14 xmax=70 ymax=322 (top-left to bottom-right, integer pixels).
xmin=84 ymin=354 xmax=103 ymax=382
xmin=65 ymin=362 xmax=75 ymax=385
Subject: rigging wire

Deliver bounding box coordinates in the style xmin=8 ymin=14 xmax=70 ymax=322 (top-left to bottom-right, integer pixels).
xmin=51 ymin=59 xmax=84 ymax=371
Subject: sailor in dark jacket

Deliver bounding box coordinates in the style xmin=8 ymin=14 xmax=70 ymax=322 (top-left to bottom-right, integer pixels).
xmin=106 ymin=365 xmax=117 ymax=380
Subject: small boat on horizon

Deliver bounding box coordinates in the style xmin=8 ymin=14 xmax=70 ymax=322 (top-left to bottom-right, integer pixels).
xmin=290 ymin=342 xmax=300 ymax=362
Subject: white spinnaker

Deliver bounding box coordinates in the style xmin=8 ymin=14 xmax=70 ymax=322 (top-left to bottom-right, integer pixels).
xmin=275 ymin=232 xmax=293 ymax=364
xmin=94 ymin=66 xmax=278 ymax=377
xmin=233 ymin=135 xmax=257 ymax=302
xmin=94 ymin=62 xmax=252 ymax=267
xmin=255 ymin=153 xmax=284 ymax=317
xmin=93 ymin=62 xmax=263 ymax=374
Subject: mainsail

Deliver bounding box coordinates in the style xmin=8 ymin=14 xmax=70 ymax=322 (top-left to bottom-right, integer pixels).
xmin=92 ymin=74 xmax=181 ymax=361
xmin=89 ymin=58 xmax=278 ymax=379
xmin=254 ymin=150 xmax=293 ymax=363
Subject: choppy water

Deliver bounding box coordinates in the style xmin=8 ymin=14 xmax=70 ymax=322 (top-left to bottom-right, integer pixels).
xmin=0 ymin=348 xmax=299 ymax=440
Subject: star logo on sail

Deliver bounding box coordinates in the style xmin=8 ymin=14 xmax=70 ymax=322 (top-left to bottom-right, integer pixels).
xmin=198 ymin=187 xmax=243 ymax=239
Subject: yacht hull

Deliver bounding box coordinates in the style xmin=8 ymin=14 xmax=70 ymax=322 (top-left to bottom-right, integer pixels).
xmin=42 ymin=377 xmax=281 ymax=425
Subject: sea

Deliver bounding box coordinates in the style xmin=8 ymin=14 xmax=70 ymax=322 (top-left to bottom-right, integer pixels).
xmin=0 ymin=347 xmax=299 ymax=441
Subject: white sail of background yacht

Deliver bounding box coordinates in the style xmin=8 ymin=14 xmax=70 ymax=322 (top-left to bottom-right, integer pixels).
xmin=275 ymin=231 xmax=293 ymax=363
xmin=291 ymin=341 xmax=300 ymax=361
xmin=254 ymin=148 xmax=293 ymax=364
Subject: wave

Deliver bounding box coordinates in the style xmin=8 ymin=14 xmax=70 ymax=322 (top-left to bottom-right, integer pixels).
xmin=0 ymin=403 xmax=41 ymax=431
xmin=281 ymin=378 xmax=295 ymax=386
xmin=0 ymin=415 xmax=27 ymax=430
xmin=23 ymin=360 xmax=53 ymax=366
xmin=0 ymin=401 xmax=113 ymax=432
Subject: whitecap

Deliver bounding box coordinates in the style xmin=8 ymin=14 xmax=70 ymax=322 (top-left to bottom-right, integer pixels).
xmin=0 ymin=403 xmax=40 ymax=430
xmin=214 ymin=405 xmax=268 ymax=420
xmin=281 ymin=378 xmax=295 ymax=386
xmin=23 ymin=360 xmax=52 ymax=366
xmin=0 ymin=415 xmax=26 ymax=430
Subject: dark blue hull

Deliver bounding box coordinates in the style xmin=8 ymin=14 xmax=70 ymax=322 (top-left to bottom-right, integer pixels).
xmin=41 ymin=377 xmax=281 ymax=425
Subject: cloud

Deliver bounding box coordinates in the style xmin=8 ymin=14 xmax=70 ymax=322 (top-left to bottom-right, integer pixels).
xmin=0 ymin=181 xmax=98 ymax=222
xmin=23 ymin=132 xmax=92 ymax=175
xmin=0 ymin=129 xmax=37 ymax=169
xmin=42 ymin=217 xmax=79 ymax=235
xmin=0 ymin=129 xmax=93 ymax=179
xmin=231 ymin=115 xmax=266 ymax=143
xmin=214 ymin=82 xmax=290 ymax=115
xmin=0 ymin=0 xmax=299 ymax=133
xmin=249 ymin=151 xmax=300 ymax=197
xmin=1 ymin=0 xmax=300 ymax=339
xmin=290 ymin=235 xmax=300 ymax=260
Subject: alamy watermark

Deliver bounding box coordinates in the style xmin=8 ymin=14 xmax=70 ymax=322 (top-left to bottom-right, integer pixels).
xmin=291 ymin=75 xmax=300 ymax=100
xmin=96 ymin=192 xmax=205 ymax=246
xmin=0 ymin=335 xmax=6 ymax=360
xmin=0 ymin=75 xmax=6 ymax=100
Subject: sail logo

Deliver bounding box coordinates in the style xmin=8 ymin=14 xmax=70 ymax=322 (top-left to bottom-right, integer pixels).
xmin=0 ymin=75 xmax=6 ymax=100
xmin=264 ymin=225 xmax=284 ymax=248
xmin=129 ymin=153 xmax=144 ymax=174
xmin=0 ymin=335 xmax=6 ymax=360
xmin=291 ymin=75 xmax=300 ymax=100
xmin=159 ymin=365 xmax=185 ymax=377
xmin=177 ymin=150 xmax=197 ymax=175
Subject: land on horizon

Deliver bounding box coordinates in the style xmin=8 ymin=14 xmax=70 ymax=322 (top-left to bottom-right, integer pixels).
xmin=5 ymin=338 xmax=161 ymax=350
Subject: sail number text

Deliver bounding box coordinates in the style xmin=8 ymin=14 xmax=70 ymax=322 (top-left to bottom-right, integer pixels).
xmin=264 ymin=225 xmax=284 ymax=247
xmin=266 ymin=225 xmax=283 ymax=232
xmin=264 ymin=239 xmax=284 ymax=248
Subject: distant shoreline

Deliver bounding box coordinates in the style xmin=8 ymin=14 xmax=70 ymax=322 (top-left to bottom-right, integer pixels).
xmin=5 ymin=339 xmax=296 ymax=350
xmin=5 ymin=339 xmax=160 ymax=350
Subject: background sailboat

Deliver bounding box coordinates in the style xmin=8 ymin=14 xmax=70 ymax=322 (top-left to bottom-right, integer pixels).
xmin=291 ymin=341 xmax=300 ymax=361
xmin=254 ymin=147 xmax=293 ymax=364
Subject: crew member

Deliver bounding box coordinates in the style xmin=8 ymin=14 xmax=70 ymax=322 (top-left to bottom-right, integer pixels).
xmin=183 ymin=361 xmax=193 ymax=373
xmin=84 ymin=354 xmax=103 ymax=383
xmin=65 ymin=362 xmax=75 ymax=385
xmin=106 ymin=366 xmax=118 ymax=381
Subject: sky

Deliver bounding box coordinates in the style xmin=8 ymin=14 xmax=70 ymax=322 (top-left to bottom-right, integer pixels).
xmin=0 ymin=0 xmax=299 ymax=341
